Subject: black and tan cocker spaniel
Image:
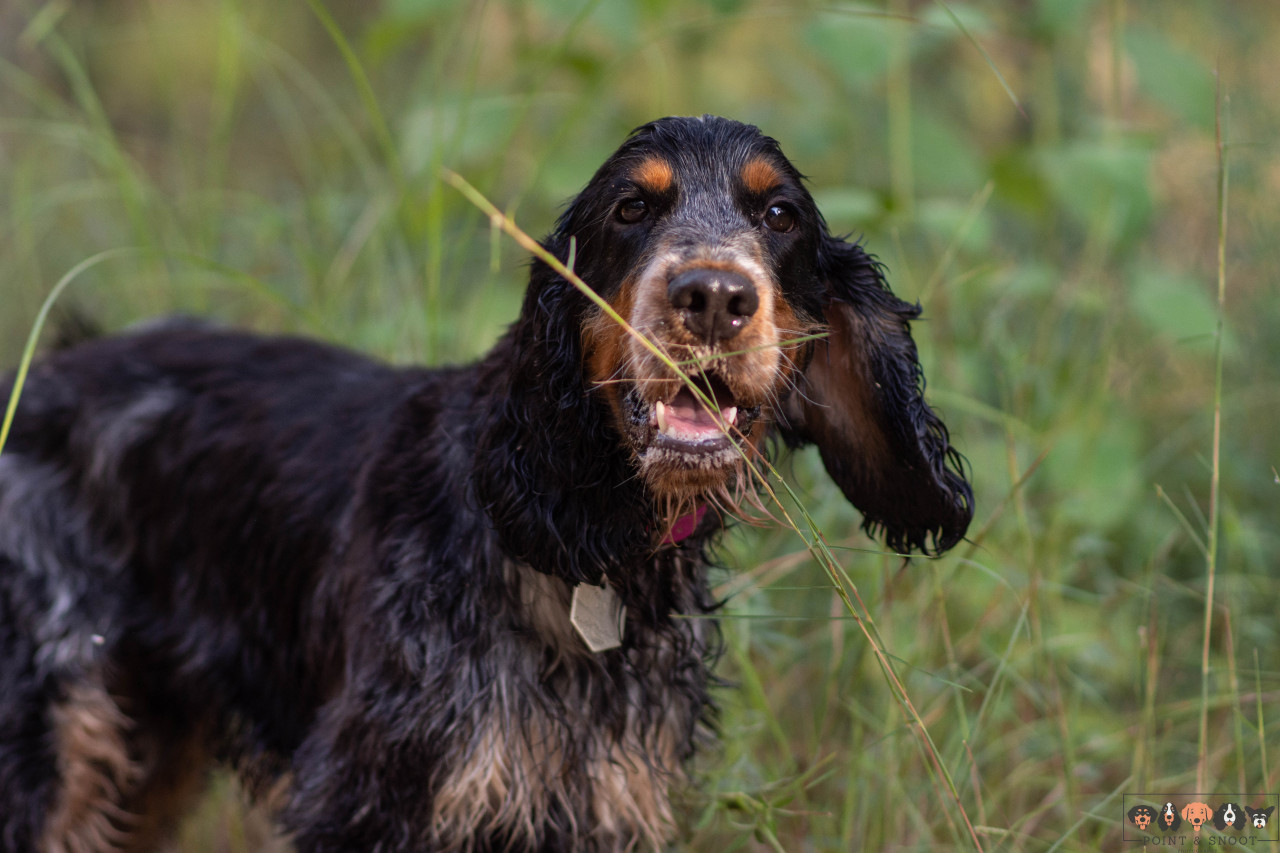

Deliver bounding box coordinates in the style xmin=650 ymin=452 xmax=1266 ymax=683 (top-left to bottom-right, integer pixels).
xmin=0 ymin=115 xmax=972 ymax=852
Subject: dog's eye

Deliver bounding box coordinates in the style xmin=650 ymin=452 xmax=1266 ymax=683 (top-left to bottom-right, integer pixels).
xmin=763 ymin=205 xmax=795 ymax=233
xmin=616 ymin=199 xmax=648 ymax=224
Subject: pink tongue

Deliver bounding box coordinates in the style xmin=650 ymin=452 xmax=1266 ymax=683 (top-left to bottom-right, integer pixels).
xmin=667 ymin=387 xmax=720 ymax=432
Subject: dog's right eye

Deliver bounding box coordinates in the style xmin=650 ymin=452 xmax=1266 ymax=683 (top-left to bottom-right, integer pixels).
xmin=763 ymin=204 xmax=795 ymax=233
xmin=616 ymin=198 xmax=648 ymax=224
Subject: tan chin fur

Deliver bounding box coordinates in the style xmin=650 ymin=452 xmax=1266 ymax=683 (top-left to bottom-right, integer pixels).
xmin=644 ymin=407 xmax=777 ymax=500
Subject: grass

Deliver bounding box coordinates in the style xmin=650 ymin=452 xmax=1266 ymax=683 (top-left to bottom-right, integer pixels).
xmin=4 ymin=1 xmax=1280 ymax=850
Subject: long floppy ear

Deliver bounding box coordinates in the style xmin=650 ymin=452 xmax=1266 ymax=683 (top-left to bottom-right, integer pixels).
xmin=781 ymin=236 xmax=973 ymax=555
xmin=472 ymin=251 xmax=651 ymax=585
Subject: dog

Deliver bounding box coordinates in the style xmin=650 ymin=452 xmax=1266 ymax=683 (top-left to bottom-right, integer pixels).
xmin=1126 ymin=803 xmax=1155 ymax=832
xmin=1159 ymin=801 xmax=1182 ymax=832
xmin=1182 ymin=801 xmax=1212 ymax=832
xmin=1246 ymin=805 xmax=1275 ymax=829
xmin=1214 ymin=802 xmax=1246 ymax=832
xmin=0 ymin=115 xmax=972 ymax=852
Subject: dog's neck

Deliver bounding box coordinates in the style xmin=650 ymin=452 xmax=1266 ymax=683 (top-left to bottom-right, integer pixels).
xmin=513 ymin=563 xmax=582 ymax=656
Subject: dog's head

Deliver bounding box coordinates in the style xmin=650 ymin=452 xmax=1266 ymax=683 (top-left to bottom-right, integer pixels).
xmin=1214 ymin=802 xmax=1245 ymax=832
xmin=1181 ymin=801 xmax=1211 ymax=830
xmin=567 ymin=116 xmax=820 ymax=502
xmin=566 ymin=117 xmax=969 ymax=543
xmin=1159 ymin=802 xmax=1181 ymax=831
xmin=1127 ymin=804 xmax=1155 ymax=831
xmin=479 ymin=116 xmax=971 ymax=582
xmin=1246 ymin=805 xmax=1275 ymax=829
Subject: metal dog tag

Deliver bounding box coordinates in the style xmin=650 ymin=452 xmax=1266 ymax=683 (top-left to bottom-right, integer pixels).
xmin=570 ymin=580 xmax=626 ymax=652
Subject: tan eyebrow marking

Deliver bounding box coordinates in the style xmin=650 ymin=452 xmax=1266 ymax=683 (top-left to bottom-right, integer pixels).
xmin=741 ymin=158 xmax=783 ymax=195
xmin=630 ymin=157 xmax=674 ymax=194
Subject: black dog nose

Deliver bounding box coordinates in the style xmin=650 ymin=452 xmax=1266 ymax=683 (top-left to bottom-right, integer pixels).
xmin=667 ymin=269 xmax=759 ymax=345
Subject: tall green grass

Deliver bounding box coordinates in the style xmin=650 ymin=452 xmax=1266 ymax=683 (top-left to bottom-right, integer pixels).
xmin=3 ymin=2 xmax=1279 ymax=850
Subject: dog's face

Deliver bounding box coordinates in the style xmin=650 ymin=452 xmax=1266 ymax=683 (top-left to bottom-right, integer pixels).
xmin=571 ymin=117 xmax=824 ymax=497
xmin=1247 ymin=805 xmax=1275 ymax=828
xmin=481 ymin=117 xmax=971 ymax=583
xmin=1181 ymin=801 xmax=1211 ymax=830
xmin=1127 ymin=804 xmax=1154 ymax=831
xmin=1214 ymin=802 xmax=1245 ymax=831
xmin=547 ymin=116 xmax=971 ymax=553
xmin=1160 ymin=802 xmax=1181 ymax=830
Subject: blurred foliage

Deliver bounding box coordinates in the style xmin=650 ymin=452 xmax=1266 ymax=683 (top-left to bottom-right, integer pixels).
xmin=2 ymin=0 xmax=1279 ymax=850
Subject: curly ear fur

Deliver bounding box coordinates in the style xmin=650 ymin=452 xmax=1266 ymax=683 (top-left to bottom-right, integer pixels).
xmin=471 ymin=254 xmax=652 ymax=585
xmin=782 ymin=236 xmax=973 ymax=555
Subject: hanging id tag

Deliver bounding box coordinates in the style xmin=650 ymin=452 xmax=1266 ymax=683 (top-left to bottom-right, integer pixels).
xmin=570 ymin=579 xmax=626 ymax=652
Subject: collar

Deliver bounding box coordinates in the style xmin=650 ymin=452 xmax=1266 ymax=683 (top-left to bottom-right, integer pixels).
xmin=661 ymin=504 xmax=708 ymax=545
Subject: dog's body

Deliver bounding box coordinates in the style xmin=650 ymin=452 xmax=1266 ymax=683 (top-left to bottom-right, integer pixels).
xmin=0 ymin=116 xmax=971 ymax=852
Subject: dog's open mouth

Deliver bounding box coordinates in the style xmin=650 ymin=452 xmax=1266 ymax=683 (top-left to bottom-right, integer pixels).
xmin=653 ymin=375 xmax=736 ymax=443
xmin=626 ymin=372 xmax=761 ymax=466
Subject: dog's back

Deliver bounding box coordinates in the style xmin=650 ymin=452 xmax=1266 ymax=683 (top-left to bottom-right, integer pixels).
xmin=0 ymin=323 xmax=422 ymax=850
xmin=0 ymin=321 xmax=713 ymax=853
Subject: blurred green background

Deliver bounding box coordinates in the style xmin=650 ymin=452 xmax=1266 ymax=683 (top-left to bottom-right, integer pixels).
xmin=2 ymin=1 xmax=1278 ymax=850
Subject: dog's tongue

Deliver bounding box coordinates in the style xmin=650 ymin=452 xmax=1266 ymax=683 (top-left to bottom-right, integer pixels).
xmin=667 ymin=387 xmax=718 ymax=431
xmin=654 ymin=385 xmax=737 ymax=439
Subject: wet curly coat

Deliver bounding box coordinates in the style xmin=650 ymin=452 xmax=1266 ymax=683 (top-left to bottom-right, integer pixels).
xmin=0 ymin=115 xmax=972 ymax=852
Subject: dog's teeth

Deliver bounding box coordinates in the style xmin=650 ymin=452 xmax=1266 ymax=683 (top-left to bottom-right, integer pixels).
xmin=654 ymin=400 xmax=668 ymax=434
xmin=723 ymin=406 xmax=737 ymax=427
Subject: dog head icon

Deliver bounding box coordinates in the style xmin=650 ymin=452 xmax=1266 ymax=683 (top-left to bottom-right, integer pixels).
xmin=1181 ymin=801 xmax=1212 ymax=832
xmin=1214 ymin=802 xmax=1246 ymax=832
xmin=1127 ymin=804 xmax=1155 ymax=832
xmin=1246 ymin=805 xmax=1275 ymax=829
xmin=1159 ymin=802 xmax=1181 ymax=831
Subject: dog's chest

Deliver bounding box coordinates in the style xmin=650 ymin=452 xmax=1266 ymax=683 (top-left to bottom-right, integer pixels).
xmin=423 ymin=563 xmax=701 ymax=849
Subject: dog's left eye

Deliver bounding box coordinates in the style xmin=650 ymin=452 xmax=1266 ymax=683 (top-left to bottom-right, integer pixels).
xmin=763 ymin=205 xmax=795 ymax=233
xmin=616 ymin=199 xmax=648 ymax=224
